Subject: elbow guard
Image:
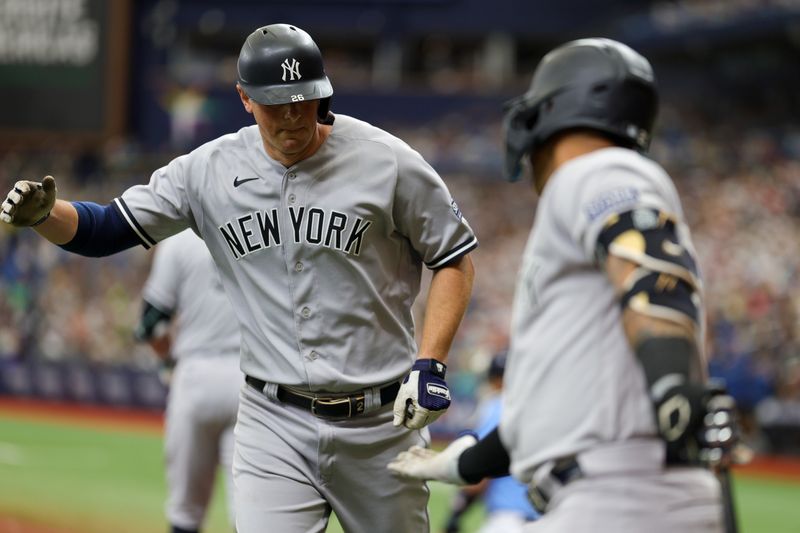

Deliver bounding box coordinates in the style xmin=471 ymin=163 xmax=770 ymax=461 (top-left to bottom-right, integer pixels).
xmin=621 ymin=268 xmax=700 ymax=328
xmin=596 ymin=208 xmax=701 ymax=327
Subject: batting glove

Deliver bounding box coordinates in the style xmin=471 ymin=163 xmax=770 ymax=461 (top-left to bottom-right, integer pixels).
xmin=387 ymin=432 xmax=477 ymax=484
xmin=0 ymin=176 xmax=57 ymax=227
xmin=654 ymin=379 xmax=739 ymax=466
xmin=393 ymin=358 xmax=451 ymax=429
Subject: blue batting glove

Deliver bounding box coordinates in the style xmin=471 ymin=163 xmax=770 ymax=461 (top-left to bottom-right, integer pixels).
xmin=393 ymin=358 xmax=451 ymax=429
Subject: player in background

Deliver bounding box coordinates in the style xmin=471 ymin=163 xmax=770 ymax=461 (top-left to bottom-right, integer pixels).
xmin=1 ymin=23 xmax=476 ymax=533
xmin=389 ymin=38 xmax=740 ymax=533
xmin=441 ymin=351 xmax=538 ymax=533
xmin=135 ymin=229 xmax=241 ymax=533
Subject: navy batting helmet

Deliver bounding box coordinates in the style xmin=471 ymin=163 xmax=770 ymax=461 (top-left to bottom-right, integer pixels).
xmin=503 ymin=38 xmax=658 ymax=181
xmin=237 ymin=24 xmax=333 ymax=120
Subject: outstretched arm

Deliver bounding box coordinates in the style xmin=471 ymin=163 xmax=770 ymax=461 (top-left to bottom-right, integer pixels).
xmin=2 ymin=176 xmax=142 ymax=256
xmin=388 ymin=426 xmax=510 ymax=484
xmin=34 ymin=199 xmax=79 ymax=244
xmin=1 ymin=176 xmax=76 ymax=242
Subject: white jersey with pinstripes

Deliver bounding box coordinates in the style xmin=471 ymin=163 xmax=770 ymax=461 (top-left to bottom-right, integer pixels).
xmin=500 ymin=147 xmax=705 ymax=484
xmin=116 ymin=115 xmax=477 ymax=392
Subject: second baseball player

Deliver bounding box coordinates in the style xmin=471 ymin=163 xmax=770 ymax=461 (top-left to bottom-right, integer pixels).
xmin=135 ymin=229 xmax=242 ymax=533
xmin=389 ymin=38 xmax=740 ymax=533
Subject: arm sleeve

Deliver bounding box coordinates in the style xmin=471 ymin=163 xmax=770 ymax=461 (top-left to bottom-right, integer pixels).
xmin=456 ymin=427 xmax=510 ymax=484
xmin=392 ymin=144 xmax=477 ymax=269
xmin=134 ymin=299 xmax=173 ymax=342
xmin=58 ymin=201 xmax=143 ymax=257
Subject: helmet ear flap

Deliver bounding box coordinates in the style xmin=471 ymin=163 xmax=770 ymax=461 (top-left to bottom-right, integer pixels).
xmin=317 ymin=96 xmax=333 ymax=122
xmin=502 ymin=99 xmax=540 ymax=182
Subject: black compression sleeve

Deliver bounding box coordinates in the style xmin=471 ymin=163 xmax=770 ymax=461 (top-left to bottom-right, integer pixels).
xmin=134 ymin=300 xmax=173 ymax=341
xmin=636 ymin=336 xmax=696 ymax=394
xmin=456 ymin=427 xmax=510 ymax=484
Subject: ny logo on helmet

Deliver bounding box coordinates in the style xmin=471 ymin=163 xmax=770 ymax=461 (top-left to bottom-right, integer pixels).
xmin=281 ymin=58 xmax=302 ymax=81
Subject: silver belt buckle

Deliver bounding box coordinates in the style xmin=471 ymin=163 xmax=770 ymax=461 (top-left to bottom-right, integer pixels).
xmin=311 ymin=396 xmax=352 ymax=418
xmin=527 ymin=483 xmax=548 ymax=514
xmin=527 ymin=459 xmax=558 ymax=514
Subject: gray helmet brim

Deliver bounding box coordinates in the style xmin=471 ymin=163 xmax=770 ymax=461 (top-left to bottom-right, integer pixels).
xmin=240 ymin=77 xmax=333 ymax=106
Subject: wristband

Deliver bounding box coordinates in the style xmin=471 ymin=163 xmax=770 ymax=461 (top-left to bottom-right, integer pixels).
xmin=31 ymin=211 xmax=50 ymax=226
xmin=412 ymin=358 xmax=447 ymax=378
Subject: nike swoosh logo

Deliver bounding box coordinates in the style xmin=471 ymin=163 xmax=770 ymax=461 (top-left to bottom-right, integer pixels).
xmin=233 ymin=176 xmax=259 ymax=188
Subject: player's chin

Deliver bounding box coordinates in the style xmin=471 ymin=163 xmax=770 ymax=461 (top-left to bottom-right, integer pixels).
xmin=279 ymin=137 xmax=311 ymax=153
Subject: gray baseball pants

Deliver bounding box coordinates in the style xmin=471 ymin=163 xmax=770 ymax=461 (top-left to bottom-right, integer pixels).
xmin=165 ymin=356 xmax=241 ymax=529
xmin=233 ymin=382 xmax=430 ymax=533
xmin=526 ymin=440 xmax=723 ymax=533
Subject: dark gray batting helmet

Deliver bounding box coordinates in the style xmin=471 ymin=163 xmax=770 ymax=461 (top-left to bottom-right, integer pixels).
xmin=503 ymin=38 xmax=658 ymax=181
xmin=237 ymin=23 xmax=333 ymax=120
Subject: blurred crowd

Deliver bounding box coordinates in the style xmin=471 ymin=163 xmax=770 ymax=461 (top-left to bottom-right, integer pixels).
xmin=0 ymin=146 xmax=159 ymax=368
xmin=1 ymin=100 xmax=799 ymax=453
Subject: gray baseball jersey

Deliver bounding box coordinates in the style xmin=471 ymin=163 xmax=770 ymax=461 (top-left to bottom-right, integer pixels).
xmin=120 ymin=114 xmax=475 ymax=533
xmin=118 ymin=114 xmax=476 ymax=392
xmin=142 ymin=229 xmax=242 ymax=530
xmin=500 ymin=147 xmax=706 ymax=483
xmin=142 ymin=229 xmax=240 ymax=360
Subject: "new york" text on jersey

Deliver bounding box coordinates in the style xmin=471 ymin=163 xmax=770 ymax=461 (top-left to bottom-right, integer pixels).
xmin=218 ymin=206 xmax=373 ymax=260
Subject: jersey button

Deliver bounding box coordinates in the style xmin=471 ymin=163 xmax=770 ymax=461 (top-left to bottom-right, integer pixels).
xmin=309 ymin=351 xmax=319 ymax=361
xmin=301 ymin=307 xmax=311 ymax=318
xmin=288 ymin=193 xmax=296 ymax=204
xmin=288 ymin=172 xmax=297 ymax=180
xmin=294 ymin=261 xmax=304 ymax=272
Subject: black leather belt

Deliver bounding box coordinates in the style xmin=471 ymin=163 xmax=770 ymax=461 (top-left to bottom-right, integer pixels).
xmin=245 ymin=375 xmax=400 ymax=419
xmin=528 ymin=456 xmax=584 ymax=513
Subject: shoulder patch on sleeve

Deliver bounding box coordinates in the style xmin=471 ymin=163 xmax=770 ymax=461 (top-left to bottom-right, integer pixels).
xmin=450 ymin=198 xmax=463 ymax=221
xmin=583 ymin=186 xmax=640 ymax=222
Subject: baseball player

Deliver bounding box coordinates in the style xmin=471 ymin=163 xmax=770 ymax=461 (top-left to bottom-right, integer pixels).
xmin=389 ymin=39 xmax=740 ymax=533
xmin=0 ymin=23 xmax=476 ymax=533
xmin=441 ymin=351 xmax=538 ymax=533
xmin=134 ymin=229 xmax=241 ymax=533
